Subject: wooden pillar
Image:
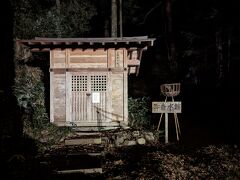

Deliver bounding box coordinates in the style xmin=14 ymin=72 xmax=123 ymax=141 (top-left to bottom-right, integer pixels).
xmin=50 ymin=71 xmax=54 ymax=123
xmin=165 ymin=113 xmax=169 ymax=143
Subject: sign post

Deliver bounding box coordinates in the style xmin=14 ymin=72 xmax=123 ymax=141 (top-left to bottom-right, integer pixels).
xmin=152 ymin=101 xmax=182 ymax=143
xmin=165 ymin=112 xmax=168 ymax=143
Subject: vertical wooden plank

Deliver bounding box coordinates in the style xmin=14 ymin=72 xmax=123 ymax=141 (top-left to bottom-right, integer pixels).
xmin=102 ymin=92 xmax=104 ymax=121
xmin=79 ymin=92 xmax=84 ymax=121
xmin=72 ymin=77 xmax=74 ymax=122
xmin=89 ymin=75 xmax=92 ymax=122
xmin=66 ymin=71 xmax=72 ymax=123
xmin=77 ymin=91 xmax=80 ymax=121
xmin=79 ymin=92 xmax=81 ymax=121
xmin=87 ymin=75 xmax=91 ymax=122
xmin=123 ymin=71 xmax=128 ymax=125
xmin=112 ymin=49 xmax=116 ymax=68
xmin=66 ymin=49 xmax=70 ymax=69
xmin=81 ymin=92 xmax=83 ymax=121
xmin=100 ymin=92 xmax=103 ymax=122
xmin=73 ymin=91 xmax=75 ymax=121
xmin=83 ymin=92 xmax=86 ymax=121
xmin=78 ymin=92 xmax=80 ymax=121
xmin=74 ymin=78 xmax=76 ymax=122
xmin=73 ymin=92 xmax=78 ymax=122
xmin=84 ymin=92 xmax=87 ymax=121
xmin=123 ymin=49 xmax=128 ymax=68
xmin=76 ymin=91 xmax=78 ymax=121
xmin=107 ymin=49 xmax=112 ymax=68
xmin=50 ymin=71 xmax=54 ymax=123
xmin=115 ymin=50 xmax=120 ymax=68
xmin=115 ymin=49 xmax=124 ymax=68
xmin=79 ymin=78 xmax=81 ymax=121
xmin=100 ymin=92 xmax=102 ymax=122
xmin=50 ymin=51 xmax=54 ymax=69
xmin=136 ymin=48 xmax=143 ymax=76
xmin=165 ymin=113 xmax=168 ymax=143
xmin=103 ymin=92 xmax=105 ymax=122
xmin=120 ymin=49 xmax=124 ymax=68
xmin=123 ymin=48 xmax=128 ymax=124
xmin=107 ymin=71 xmax=112 ymax=122
xmin=53 ymin=73 xmax=67 ymax=124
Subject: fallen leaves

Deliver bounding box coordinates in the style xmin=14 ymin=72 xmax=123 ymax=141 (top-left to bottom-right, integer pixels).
xmin=102 ymin=144 xmax=240 ymax=179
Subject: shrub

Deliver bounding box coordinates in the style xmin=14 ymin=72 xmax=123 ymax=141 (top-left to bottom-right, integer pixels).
xmin=14 ymin=63 xmax=72 ymax=147
xmin=14 ymin=65 xmax=49 ymax=130
xmin=128 ymin=96 xmax=151 ymax=129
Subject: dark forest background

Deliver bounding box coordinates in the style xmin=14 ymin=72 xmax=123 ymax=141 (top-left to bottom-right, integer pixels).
xmin=1 ymin=0 xmax=240 ymax=144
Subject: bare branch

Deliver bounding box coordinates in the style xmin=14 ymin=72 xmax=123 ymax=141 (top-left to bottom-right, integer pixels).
xmin=141 ymin=1 xmax=163 ymax=25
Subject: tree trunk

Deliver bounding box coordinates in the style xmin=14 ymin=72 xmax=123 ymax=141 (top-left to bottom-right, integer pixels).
xmin=216 ymin=30 xmax=224 ymax=86
xmin=104 ymin=18 xmax=110 ymax=37
xmin=227 ymin=29 xmax=231 ymax=78
xmin=111 ymin=0 xmax=118 ymax=37
xmin=165 ymin=0 xmax=177 ymax=74
xmin=119 ymin=0 xmax=123 ymax=37
xmin=55 ymin=0 xmax=61 ymax=37
xmin=56 ymin=0 xmax=61 ymax=15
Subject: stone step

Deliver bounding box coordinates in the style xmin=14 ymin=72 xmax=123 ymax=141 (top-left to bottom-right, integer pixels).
xmin=65 ymin=137 xmax=102 ymax=145
xmin=75 ymin=132 xmax=102 ymax=136
xmin=56 ymin=168 xmax=103 ymax=174
xmin=72 ymin=126 xmax=120 ymax=132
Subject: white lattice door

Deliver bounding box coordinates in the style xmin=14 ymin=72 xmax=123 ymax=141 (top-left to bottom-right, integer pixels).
xmin=70 ymin=73 xmax=109 ymax=125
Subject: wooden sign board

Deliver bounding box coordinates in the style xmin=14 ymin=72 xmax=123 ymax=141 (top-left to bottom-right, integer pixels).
xmin=152 ymin=101 xmax=182 ymax=113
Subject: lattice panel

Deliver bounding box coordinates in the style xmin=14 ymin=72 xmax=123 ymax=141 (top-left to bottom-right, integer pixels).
xmin=91 ymin=75 xmax=107 ymax=92
xmin=72 ymin=75 xmax=88 ymax=92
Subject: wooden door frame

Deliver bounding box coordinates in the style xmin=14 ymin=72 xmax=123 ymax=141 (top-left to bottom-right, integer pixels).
xmin=66 ymin=71 xmax=113 ymax=126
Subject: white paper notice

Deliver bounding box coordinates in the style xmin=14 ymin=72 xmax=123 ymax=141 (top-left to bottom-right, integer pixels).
xmin=92 ymin=92 xmax=100 ymax=103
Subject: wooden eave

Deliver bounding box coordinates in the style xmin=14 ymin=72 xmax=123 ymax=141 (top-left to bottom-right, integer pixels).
xmin=18 ymin=36 xmax=155 ymax=51
xmin=17 ymin=36 xmax=155 ymax=76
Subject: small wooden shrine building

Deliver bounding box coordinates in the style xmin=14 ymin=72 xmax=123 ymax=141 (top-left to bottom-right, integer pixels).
xmin=19 ymin=36 xmax=155 ymax=128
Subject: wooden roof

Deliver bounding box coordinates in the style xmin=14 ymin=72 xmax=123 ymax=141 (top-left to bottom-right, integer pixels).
xmin=18 ymin=36 xmax=155 ymax=51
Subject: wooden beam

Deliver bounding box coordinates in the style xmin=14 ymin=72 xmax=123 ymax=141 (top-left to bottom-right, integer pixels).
xmin=128 ymin=59 xmax=140 ymax=66
xmin=49 ymin=67 xmax=127 ymax=73
xmin=51 ymin=69 xmax=66 ymax=74
xmin=31 ymin=48 xmax=50 ymax=52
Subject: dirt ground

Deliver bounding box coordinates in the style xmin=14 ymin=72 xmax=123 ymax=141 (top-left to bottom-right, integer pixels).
xmin=2 ymin=135 xmax=239 ymax=180
xmin=102 ymin=143 xmax=240 ymax=179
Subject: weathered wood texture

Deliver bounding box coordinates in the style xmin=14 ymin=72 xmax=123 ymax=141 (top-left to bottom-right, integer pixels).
xmin=51 ymin=50 xmax=66 ymax=69
xmin=69 ymin=49 xmax=108 ymax=68
xmin=111 ymin=73 xmax=124 ymax=122
xmin=53 ymin=73 xmax=66 ymax=124
xmin=19 ymin=36 xmax=155 ymax=47
xmin=49 ymin=48 xmax=142 ymax=74
xmin=50 ymin=48 xmax=128 ymax=127
xmin=127 ymin=48 xmax=144 ymax=75
xmin=19 ymin=37 xmax=155 ymax=127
